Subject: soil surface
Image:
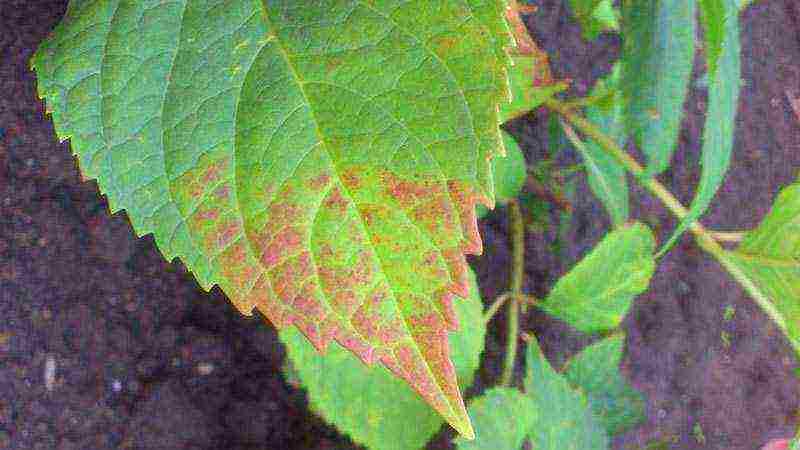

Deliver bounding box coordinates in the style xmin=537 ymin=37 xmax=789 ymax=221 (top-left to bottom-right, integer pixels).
xmin=2 ymin=1 xmax=800 ymax=449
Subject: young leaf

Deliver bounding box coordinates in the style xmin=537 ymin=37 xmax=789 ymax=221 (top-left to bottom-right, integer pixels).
xmin=621 ymin=0 xmax=696 ymax=176
xmin=459 ymin=336 xmax=612 ymax=449
xmin=282 ymin=269 xmax=486 ymax=450
xmin=576 ymin=64 xmax=629 ymax=227
xmin=477 ymin=132 xmax=528 ymax=219
xmin=725 ymin=180 xmax=800 ymax=353
xmin=539 ymin=223 xmax=656 ymax=334
xmin=477 ymin=53 xmax=568 ymax=219
xmin=31 ymin=0 xmax=513 ymax=436
xmin=524 ymin=337 xmax=610 ymax=450
xmin=563 ymin=334 xmax=645 ymax=436
xmin=569 ymin=0 xmax=620 ymax=40
xmin=502 ymin=55 xmax=568 ymax=121
xmin=455 ymin=388 xmax=535 ymax=450
xmin=662 ymin=0 xmax=741 ymax=252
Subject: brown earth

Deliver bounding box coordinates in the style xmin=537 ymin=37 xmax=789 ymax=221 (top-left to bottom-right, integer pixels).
xmin=1 ymin=0 xmax=799 ymax=449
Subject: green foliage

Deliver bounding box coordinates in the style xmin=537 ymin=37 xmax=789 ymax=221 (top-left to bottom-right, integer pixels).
xmin=487 ymin=133 xmax=528 ymax=211
xmin=563 ymin=334 xmax=645 ymax=436
xmin=578 ymin=64 xmax=629 ymax=227
xmin=478 ymin=54 xmax=568 ymax=218
xmin=524 ymin=337 xmax=610 ymax=449
xmin=455 ymin=388 xmax=535 ymax=450
xmin=503 ymin=56 xmax=568 ymax=120
xmin=540 ymin=223 xmax=656 ymax=334
xmin=281 ymin=270 xmax=486 ymax=450
xmin=31 ymin=0 xmax=514 ymax=435
xmin=663 ymin=0 xmax=741 ymax=252
xmin=569 ymin=0 xmax=620 ymax=40
xmin=621 ymin=0 xmax=696 ymax=176
xmin=457 ymin=337 xmax=612 ymax=450
xmin=725 ymin=180 xmax=800 ymax=353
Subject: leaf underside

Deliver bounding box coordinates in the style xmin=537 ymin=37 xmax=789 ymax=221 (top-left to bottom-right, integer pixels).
xmin=663 ymin=0 xmax=741 ymax=252
xmin=32 ymin=0 xmax=512 ymax=436
xmin=621 ymin=0 xmax=696 ymax=177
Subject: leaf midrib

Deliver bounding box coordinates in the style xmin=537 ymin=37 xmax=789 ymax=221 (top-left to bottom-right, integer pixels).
xmin=253 ymin=2 xmax=466 ymax=419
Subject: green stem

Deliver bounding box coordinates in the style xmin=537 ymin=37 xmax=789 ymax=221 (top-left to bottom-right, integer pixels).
xmin=547 ymin=97 xmax=788 ymax=339
xmin=500 ymin=199 xmax=525 ymax=387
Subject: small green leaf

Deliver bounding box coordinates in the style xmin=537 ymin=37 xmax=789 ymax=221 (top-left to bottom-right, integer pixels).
xmin=477 ymin=132 xmax=527 ymax=218
xmin=563 ymin=334 xmax=645 ymax=436
xmin=725 ymin=180 xmax=800 ymax=353
xmin=524 ymin=337 xmax=610 ymax=450
xmin=663 ymin=0 xmax=741 ymax=253
xmin=502 ymin=55 xmax=568 ymax=121
xmin=621 ymin=0 xmax=696 ymax=176
xmin=479 ymin=53 xmax=568 ymax=219
xmin=282 ymin=269 xmax=486 ymax=450
xmin=578 ymin=64 xmax=629 ymax=227
xmin=540 ymin=223 xmax=656 ymax=334
xmin=570 ymin=0 xmax=619 ymax=39
xmin=455 ymin=388 xmax=535 ymax=450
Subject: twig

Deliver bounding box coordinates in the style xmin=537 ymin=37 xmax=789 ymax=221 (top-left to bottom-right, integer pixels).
xmin=500 ymin=199 xmax=526 ymax=387
xmin=546 ymin=97 xmax=789 ymax=341
xmin=484 ymin=293 xmax=510 ymax=324
xmin=525 ymin=174 xmax=574 ymax=213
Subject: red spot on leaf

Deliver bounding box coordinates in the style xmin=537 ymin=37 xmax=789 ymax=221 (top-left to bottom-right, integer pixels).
xmin=308 ymin=172 xmax=332 ymax=191
xmin=213 ymin=185 xmax=231 ymax=200
xmin=201 ymin=157 xmax=229 ymax=184
xmin=323 ymin=186 xmax=349 ymax=215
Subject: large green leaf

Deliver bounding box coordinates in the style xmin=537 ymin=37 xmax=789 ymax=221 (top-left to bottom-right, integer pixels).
xmin=32 ymin=0 xmax=512 ymax=436
xmin=455 ymin=388 xmax=535 ymax=450
xmin=540 ymin=223 xmax=656 ymax=334
xmin=579 ymin=64 xmax=629 ymax=227
xmin=524 ymin=337 xmax=609 ymax=450
xmin=282 ymin=269 xmax=486 ymax=450
xmin=563 ymin=334 xmax=645 ymax=436
xmin=621 ymin=0 xmax=696 ymax=176
xmin=725 ymin=180 xmax=800 ymax=353
xmin=663 ymin=0 xmax=741 ymax=252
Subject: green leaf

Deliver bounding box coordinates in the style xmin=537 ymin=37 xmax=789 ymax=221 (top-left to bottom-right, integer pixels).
xmin=455 ymin=388 xmax=535 ymax=450
xmin=477 ymin=132 xmax=528 ymax=219
xmin=563 ymin=334 xmax=645 ymax=436
xmin=32 ymin=0 xmax=513 ymax=436
xmin=502 ymin=55 xmax=568 ymax=121
xmin=282 ymin=269 xmax=486 ymax=450
xmin=478 ymin=53 xmax=568 ymax=219
xmin=540 ymin=223 xmax=656 ymax=334
xmin=579 ymin=64 xmax=629 ymax=227
xmin=621 ymin=0 xmax=696 ymax=176
xmin=459 ymin=336 xmax=614 ymax=450
xmin=662 ymin=0 xmax=741 ymax=253
xmin=524 ymin=337 xmax=610 ymax=450
xmin=725 ymin=181 xmax=800 ymax=353
xmin=570 ymin=0 xmax=619 ymax=39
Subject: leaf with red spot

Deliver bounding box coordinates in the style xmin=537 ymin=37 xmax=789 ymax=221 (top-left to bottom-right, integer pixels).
xmin=32 ymin=0 xmax=512 ymax=437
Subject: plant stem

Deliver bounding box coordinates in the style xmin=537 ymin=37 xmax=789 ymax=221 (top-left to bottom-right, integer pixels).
xmin=484 ymin=293 xmax=510 ymax=324
xmin=546 ymin=97 xmax=789 ymax=338
xmin=500 ymin=199 xmax=525 ymax=387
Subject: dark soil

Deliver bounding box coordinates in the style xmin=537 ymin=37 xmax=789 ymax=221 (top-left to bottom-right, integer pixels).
xmin=1 ymin=0 xmax=799 ymax=449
